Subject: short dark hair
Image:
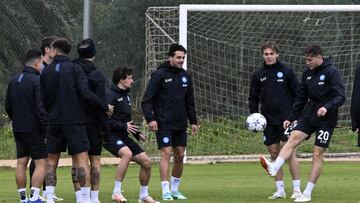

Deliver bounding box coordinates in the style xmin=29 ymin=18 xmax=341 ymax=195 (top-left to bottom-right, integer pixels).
xmin=261 ymin=41 xmax=280 ymax=54
xmin=168 ymin=43 xmax=187 ymax=57
xmin=304 ymin=44 xmax=323 ymax=57
xmin=77 ymin=38 xmax=96 ymax=58
xmin=112 ymin=67 xmax=133 ymax=85
xmin=40 ymin=36 xmax=58 ymax=55
xmin=24 ymin=49 xmax=42 ymax=64
xmin=51 ymin=38 xmax=71 ymax=55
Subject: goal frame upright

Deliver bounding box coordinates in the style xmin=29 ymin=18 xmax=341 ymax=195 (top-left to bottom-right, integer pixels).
xmin=178 ymin=4 xmax=360 ymax=70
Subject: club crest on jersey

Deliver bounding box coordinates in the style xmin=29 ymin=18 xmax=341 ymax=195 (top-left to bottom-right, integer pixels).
xmin=165 ymin=78 xmax=172 ymax=83
xmin=182 ymin=76 xmax=187 ymax=83
xmin=277 ymin=72 xmax=284 ymax=82
xmin=320 ymin=74 xmax=325 ymax=81
xmin=116 ymin=140 xmax=123 ymax=145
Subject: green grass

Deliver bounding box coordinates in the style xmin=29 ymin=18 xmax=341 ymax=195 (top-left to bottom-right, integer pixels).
xmin=0 ymin=162 xmax=359 ymax=202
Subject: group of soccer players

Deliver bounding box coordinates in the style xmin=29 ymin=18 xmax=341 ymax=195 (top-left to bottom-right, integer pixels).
xmin=6 ymin=37 xmax=198 ymax=203
xmin=250 ymin=41 xmax=349 ymax=202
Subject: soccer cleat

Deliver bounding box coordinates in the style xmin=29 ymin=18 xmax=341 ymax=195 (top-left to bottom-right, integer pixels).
xmin=161 ymin=192 xmax=174 ymax=201
xmin=268 ymin=191 xmax=286 ymax=199
xmin=138 ymin=196 xmax=160 ymax=203
xmin=111 ymin=193 xmax=127 ymax=203
xmin=293 ymin=193 xmax=311 ymax=202
xmin=27 ymin=198 xmax=44 ymax=203
xmin=290 ymin=190 xmax=303 ymax=199
xmin=91 ymin=199 xmax=101 ymax=203
xmin=171 ymin=191 xmax=187 ymax=200
xmin=20 ymin=199 xmax=28 ymax=203
xmin=259 ymin=156 xmax=276 ymax=176
xmin=40 ymin=194 xmax=64 ymax=202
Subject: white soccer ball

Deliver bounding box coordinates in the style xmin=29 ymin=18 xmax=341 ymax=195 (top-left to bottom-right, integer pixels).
xmin=246 ymin=113 xmax=267 ymax=132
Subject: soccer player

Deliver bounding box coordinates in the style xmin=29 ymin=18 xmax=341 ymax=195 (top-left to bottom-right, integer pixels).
xmin=73 ymin=38 xmax=107 ymax=203
xmin=5 ymin=49 xmax=48 ymax=203
xmin=40 ymin=38 xmax=113 ymax=203
xmin=142 ymin=43 xmax=198 ymax=201
xmin=351 ymin=63 xmax=360 ymax=146
xmin=104 ymin=67 xmax=160 ymax=203
xmin=28 ymin=35 xmax=64 ymax=202
xmin=260 ymin=44 xmax=345 ymax=202
xmin=248 ymin=41 xmax=301 ymax=199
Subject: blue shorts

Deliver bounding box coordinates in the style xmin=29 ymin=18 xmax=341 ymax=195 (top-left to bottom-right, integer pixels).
xmin=156 ymin=129 xmax=187 ymax=149
xmin=293 ymin=116 xmax=334 ymax=148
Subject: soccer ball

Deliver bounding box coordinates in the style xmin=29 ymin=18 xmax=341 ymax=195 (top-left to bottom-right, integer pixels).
xmin=246 ymin=113 xmax=267 ymax=132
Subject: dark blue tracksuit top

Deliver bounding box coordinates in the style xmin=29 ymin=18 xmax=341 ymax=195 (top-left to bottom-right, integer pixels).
xmin=141 ymin=61 xmax=197 ymax=131
xmin=5 ymin=66 xmax=47 ymax=133
xmin=73 ymin=58 xmax=108 ymax=130
xmin=248 ymin=61 xmax=299 ymax=125
xmin=40 ymin=55 xmax=108 ymax=125
xmin=292 ymin=58 xmax=345 ymax=128
xmin=106 ymin=85 xmax=132 ymax=137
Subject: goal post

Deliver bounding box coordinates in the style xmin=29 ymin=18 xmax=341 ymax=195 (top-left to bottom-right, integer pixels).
xmin=145 ymin=5 xmax=360 ymax=156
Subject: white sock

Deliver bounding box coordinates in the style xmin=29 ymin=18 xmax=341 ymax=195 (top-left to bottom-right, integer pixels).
xmin=113 ymin=181 xmax=122 ymax=194
xmin=81 ymin=187 xmax=91 ymax=201
xmin=91 ymin=190 xmax=99 ymax=201
xmin=18 ymin=188 xmax=27 ymax=202
xmin=29 ymin=187 xmax=41 ymax=201
xmin=303 ymin=182 xmax=315 ymax=197
xmin=275 ymin=180 xmax=285 ymax=193
xmin=170 ymin=176 xmax=181 ymax=193
xmin=161 ymin=181 xmax=170 ymax=195
xmin=42 ymin=189 xmax=47 ymax=197
xmin=139 ymin=185 xmax=149 ymax=200
xmin=45 ymin=186 xmax=55 ymax=201
xmin=75 ymin=190 xmax=82 ymax=202
xmin=273 ymin=157 xmax=285 ymax=173
xmin=293 ymin=180 xmax=301 ymax=192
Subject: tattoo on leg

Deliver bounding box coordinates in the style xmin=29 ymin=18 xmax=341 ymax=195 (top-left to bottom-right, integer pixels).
xmin=45 ymin=171 xmax=57 ymax=186
xmin=91 ymin=167 xmax=100 ymax=187
xmin=77 ymin=167 xmax=86 ymax=187
xmin=71 ymin=167 xmax=81 ymax=191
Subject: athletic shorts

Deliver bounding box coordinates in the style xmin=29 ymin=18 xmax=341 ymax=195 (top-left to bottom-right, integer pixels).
xmin=293 ymin=116 xmax=334 ymax=148
xmin=85 ymin=124 xmax=105 ymax=156
xmin=156 ymin=129 xmax=187 ymax=149
xmin=263 ymin=124 xmax=289 ymax=146
xmin=47 ymin=124 xmax=89 ymax=155
xmin=14 ymin=131 xmax=47 ymax=160
xmin=103 ymin=133 xmax=144 ymax=157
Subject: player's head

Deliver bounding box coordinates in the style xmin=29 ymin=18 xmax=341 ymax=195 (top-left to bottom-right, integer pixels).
xmin=50 ymin=38 xmax=71 ymax=57
xmin=24 ymin=49 xmax=43 ymax=72
xmin=168 ymin=43 xmax=186 ymax=69
xmin=112 ymin=66 xmax=133 ymax=90
xmin=261 ymin=41 xmax=279 ymax=65
xmin=304 ymin=44 xmax=323 ymax=70
xmin=77 ymin=38 xmax=96 ymax=59
xmin=40 ymin=36 xmax=59 ymax=64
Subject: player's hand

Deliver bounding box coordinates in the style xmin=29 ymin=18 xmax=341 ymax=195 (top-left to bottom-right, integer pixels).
xmin=138 ymin=133 xmax=147 ymax=142
xmin=148 ymin=121 xmax=158 ymax=132
xmin=317 ymin=107 xmax=327 ymax=117
xmin=127 ymin=121 xmax=139 ymax=134
xmin=191 ymin=124 xmax=199 ymax=134
xmin=283 ymin=120 xmax=291 ymax=129
xmin=106 ymin=105 xmax=114 ymax=117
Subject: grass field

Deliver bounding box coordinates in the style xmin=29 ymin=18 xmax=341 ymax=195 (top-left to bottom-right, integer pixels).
xmin=0 ymin=162 xmax=359 ymax=202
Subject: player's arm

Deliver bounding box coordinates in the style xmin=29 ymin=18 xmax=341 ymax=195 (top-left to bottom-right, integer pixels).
xmin=290 ymin=73 xmax=309 ymax=121
xmin=106 ymin=91 xmax=127 ymax=133
xmin=5 ymin=81 xmax=13 ymax=119
xmin=141 ymin=71 xmax=162 ymax=123
xmin=34 ymin=79 xmax=48 ymax=124
xmin=288 ymin=68 xmax=299 ymax=103
xmin=322 ymin=69 xmax=345 ymax=112
xmin=248 ymin=71 xmax=260 ymax=114
xmin=351 ymin=64 xmax=360 ymax=131
xmin=185 ymin=74 xmax=198 ymax=134
xmin=75 ymin=65 xmax=110 ymax=113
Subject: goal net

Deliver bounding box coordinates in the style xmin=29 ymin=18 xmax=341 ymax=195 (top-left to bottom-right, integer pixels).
xmin=144 ymin=5 xmax=360 ymax=155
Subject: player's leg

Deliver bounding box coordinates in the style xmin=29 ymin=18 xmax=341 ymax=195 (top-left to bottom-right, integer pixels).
xmin=29 ymin=159 xmax=35 ymax=188
xmin=156 ymin=130 xmax=174 ymax=200
xmin=27 ymin=131 xmax=48 ymax=202
xmin=170 ymin=129 xmax=188 ymax=200
xmin=14 ymin=132 xmax=30 ymax=202
xmin=287 ymin=148 xmax=302 ymax=198
xmin=267 ymin=143 xmax=286 ymax=199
